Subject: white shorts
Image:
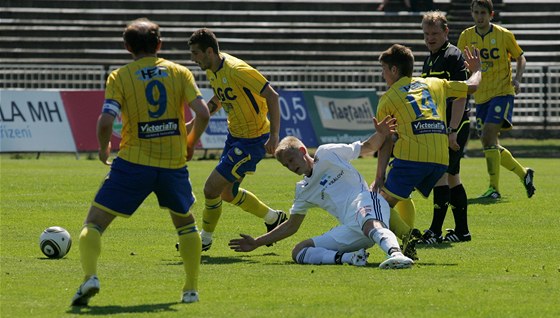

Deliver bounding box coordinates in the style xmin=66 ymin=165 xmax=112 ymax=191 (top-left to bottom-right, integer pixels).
xmin=312 ymin=191 xmax=391 ymax=252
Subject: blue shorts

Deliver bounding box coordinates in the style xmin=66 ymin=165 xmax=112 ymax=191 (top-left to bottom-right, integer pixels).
xmin=216 ymin=133 xmax=268 ymax=182
xmin=383 ymin=158 xmax=447 ymax=199
xmin=475 ymin=95 xmax=514 ymax=132
xmin=93 ymin=157 xmax=195 ymax=217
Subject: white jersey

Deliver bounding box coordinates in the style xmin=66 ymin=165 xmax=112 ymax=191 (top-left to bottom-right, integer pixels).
xmin=290 ymin=142 xmax=386 ymax=226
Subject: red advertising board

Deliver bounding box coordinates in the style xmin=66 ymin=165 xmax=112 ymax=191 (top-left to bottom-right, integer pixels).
xmin=61 ymin=91 xmax=122 ymax=152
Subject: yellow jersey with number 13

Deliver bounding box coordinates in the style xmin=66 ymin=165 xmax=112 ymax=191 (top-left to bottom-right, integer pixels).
xmin=104 ymin=57 xmax=202 ymax=169
xmin=457 ymin=24 xmax=523 ymax=104
xmin=206 ymin=52 xmax=271 ymax=138
xmin=377 ymin=76 xmax=468 ymax=165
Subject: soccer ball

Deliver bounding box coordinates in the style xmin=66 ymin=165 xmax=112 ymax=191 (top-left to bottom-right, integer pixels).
xmin=39 ymin=226 xmax=72 ymax=259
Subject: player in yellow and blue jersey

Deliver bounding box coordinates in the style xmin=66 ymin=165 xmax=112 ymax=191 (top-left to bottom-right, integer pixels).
xmin=71 ymin=18 xmax=209 ymax=306
xmin=187 ymin=29 xmax=286 ymax=252
xmin=458 ymin=0 xmax=535 ymax=200
xmin=371 ymin=44 xmax=482 ymax=256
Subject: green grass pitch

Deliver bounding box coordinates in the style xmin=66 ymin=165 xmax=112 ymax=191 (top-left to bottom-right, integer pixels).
xmin=1 ymin=148 xmax=559 ymax=317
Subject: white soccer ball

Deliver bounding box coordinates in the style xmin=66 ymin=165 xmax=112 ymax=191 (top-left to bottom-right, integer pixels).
xmin=39 ymin=226 xmax=72 ymax=259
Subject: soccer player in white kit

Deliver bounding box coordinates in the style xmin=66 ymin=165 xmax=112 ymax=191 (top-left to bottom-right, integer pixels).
xmin=229 ymin=116 xmax=414 ymax=269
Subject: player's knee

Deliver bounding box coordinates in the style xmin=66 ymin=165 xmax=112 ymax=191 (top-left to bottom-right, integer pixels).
xmin=362 ymin=220 xmax=386 ymax=237
xmin=292 ymin=240 xmax=313 ymax=263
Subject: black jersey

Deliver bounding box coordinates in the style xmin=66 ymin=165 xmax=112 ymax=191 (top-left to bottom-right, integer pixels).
xmin=421 ymin=41 xmax=470 ymax=124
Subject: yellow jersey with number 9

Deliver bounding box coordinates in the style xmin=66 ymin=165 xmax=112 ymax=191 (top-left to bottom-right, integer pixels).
xmin=457 ymin=24 xmax=523 ymax=104
xmin=104 ymin=57 xmax=202 ymax=169
xmin=206 ymin=53 xmax=271 ymax=138
xmin=377 ymin=76 xmax=468 ymax=165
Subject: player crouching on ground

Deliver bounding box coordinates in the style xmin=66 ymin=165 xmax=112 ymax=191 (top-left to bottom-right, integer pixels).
xmin=228 ymin=116 xmax=414 ymax=269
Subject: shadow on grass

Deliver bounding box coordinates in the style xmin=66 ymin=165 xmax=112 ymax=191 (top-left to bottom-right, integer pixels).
xmin=467 ymin=197 xmax=509 ymax=205
xmin=412 ymin=262 xmax=459 ymax=267
xmin=67 ymin=302 xmax=179 ymax=315
xmin=415 ymin=242 xmax=453 ymax=250
xmin=162 ymin=252 xmax=284 ymax=266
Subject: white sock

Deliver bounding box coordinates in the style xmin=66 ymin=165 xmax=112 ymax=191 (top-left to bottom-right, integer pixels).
xmin=200 ymin=230 xmax=213 ymax=244
xmin=263 ymin=210 xmax=278 ymax=224
xmin=368 ymin=228 xmax=401 ymax=256
xmin=295 ymin=247 xmax=338 ymax=265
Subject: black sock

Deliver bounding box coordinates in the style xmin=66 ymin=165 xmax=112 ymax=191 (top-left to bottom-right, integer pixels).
xmin=450 ymin=184 xmax=469 ymax=234
xmin=430 ymin=186 xmax=449 ymax=235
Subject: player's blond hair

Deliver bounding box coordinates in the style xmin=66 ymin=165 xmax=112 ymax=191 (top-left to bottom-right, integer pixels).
xmin=422 ymin=11 xmax=448 ymax=31
xmin=275 ymin=136 xmax=305 ymax=161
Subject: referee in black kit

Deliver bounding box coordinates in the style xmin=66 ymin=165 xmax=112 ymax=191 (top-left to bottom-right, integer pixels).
xmin=417 ymin=11 xmax=472 ymax=245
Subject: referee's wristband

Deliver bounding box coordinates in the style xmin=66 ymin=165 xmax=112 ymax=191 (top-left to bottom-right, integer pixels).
xmin=447 ymin=127 xmax=459 ymax=134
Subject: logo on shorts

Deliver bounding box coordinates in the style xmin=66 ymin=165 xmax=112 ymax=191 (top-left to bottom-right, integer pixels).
xmin=234 ymin=147 xmax=243 ymax=156
xmin=494 ymin=105 xmax=502 ymax=113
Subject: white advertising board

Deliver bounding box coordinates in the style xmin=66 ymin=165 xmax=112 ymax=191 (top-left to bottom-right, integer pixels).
xmin=0 ymin=90 xmax=77 ymax=152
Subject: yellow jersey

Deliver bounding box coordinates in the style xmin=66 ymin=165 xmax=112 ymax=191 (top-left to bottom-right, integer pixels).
xmin=104 ymin=57 xmax=202 ymax=169
xmin=206 ymin=53 xmax=271 ymax=138
xmin=377 ymin=76 xmax=468 ymax=165
xmin=457 ymin=24 xmax=523 ymax=104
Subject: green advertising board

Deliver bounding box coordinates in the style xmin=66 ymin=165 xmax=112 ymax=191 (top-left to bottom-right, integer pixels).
xmin=302 ymin=90 xmax=379 ymax=145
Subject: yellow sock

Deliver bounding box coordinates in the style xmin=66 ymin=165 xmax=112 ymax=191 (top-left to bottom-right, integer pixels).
xmin=177 ymin=224 xmax=201 ymax=292
xmin=389 ymin=208 xmax=411 ymax=241
xmin=202 ymin=197 xmax=222 ymax=233
xmin=499 ymin=146 xmax=526 ymax=179
xmin=231 ymin=188 xmax=269 ymax=218
xmin=484 ymin=146 xmax=501 ymax=191
xmin=79 ymin=224 xmax=101 ymax=280
xmin=394 ymin=198 xmax=416 ymax=228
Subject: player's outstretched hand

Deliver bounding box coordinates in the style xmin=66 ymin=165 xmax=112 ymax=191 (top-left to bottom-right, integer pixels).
xmin=374 ymin=115 xmax=397 ymax=137
xmin=463 ymin=45 xmax=481 ymax=74
xmin=229 ymin=234 xmax=258 ymax=252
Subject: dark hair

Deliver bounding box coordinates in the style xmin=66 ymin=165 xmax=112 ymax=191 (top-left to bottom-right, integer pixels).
xmin=471 ymin=0 xmax=493 ymax=12
xmin=379 ymin=44 xmax=414 ymax=77
xmin=122 ymin=18 xmax=160 ymax=54
xmin=188 ymin=28 xmax=220 ymax=53
xmin=422 ymin=10 xmax=448 ymax=31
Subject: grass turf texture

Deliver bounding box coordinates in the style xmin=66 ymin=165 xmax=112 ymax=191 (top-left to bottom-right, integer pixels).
xmin=1 ymin=141 xmax=559 ymax=317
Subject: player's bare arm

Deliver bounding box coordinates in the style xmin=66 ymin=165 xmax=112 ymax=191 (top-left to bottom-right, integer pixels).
xmin=229 ymin=214 xmax=304 ymax=252
xmin=186 ymin=98 xmax=210 ymax=161
xmin=261 ymin=85 xmax=280 ymax=154
xmin=513 ymin=54 xmax=526 ymax=94
xmin=207 ymin=95 xmax=222 ymax=115
xmin=96 ymin=113 xmax=115 ymax=166
xmin=370 ymin=135 xmax=393 ymax=192
xmin=447 ymin=97 xmax=466 ymax=151
xmin=360 ymin=116 xmax=396 ymax=156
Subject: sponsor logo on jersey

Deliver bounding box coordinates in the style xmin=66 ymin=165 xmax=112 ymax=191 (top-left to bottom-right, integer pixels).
xmin=411 ymin=119 xmax=446 ymax=135
xmin=138 ymin=118 xmax=179 ymax=139
xmin=135 ymin=66 xmax=168 ymax=81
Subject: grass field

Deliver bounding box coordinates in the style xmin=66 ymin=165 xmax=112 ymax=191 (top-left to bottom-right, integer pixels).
xmin=1 ymin=141 xmax=559 ymax=317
